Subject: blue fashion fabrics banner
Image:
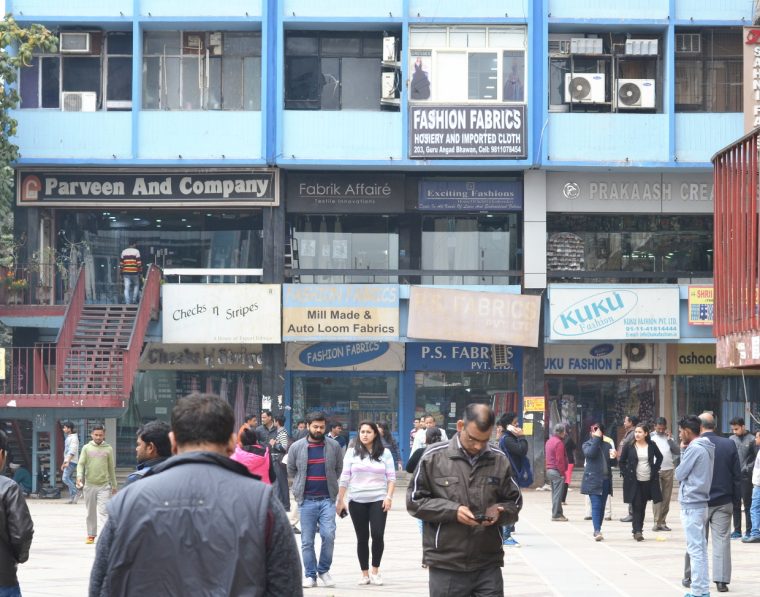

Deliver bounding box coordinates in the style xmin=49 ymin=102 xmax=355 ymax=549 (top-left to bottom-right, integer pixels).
xmin=418 ymin=180 xmax=523 ymax=211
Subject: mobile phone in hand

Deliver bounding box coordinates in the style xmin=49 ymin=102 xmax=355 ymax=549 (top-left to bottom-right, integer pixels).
xmin=473 ymin=514 xmax=493 ymax=523
xmin=339 ymin=509 xmax=349 ymax=519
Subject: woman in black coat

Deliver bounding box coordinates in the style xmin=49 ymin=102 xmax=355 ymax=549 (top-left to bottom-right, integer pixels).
xmin=580 ymin=423 xmax=616 ymax=541
xmin=618 ymin=423 xmax=663 ymax=541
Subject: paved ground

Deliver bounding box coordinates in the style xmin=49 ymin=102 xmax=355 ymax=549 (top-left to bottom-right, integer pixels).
xmin=17 ymin=483 xmax=760 ymax=596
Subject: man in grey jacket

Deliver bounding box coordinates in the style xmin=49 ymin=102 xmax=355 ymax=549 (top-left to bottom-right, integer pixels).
xmin=287 ymin=411 xmax=343 ymax=589
xmin=89 ymin=393 xmax=302 ymax=597
xmin=729 ymin=417 xmax=756 ymax=538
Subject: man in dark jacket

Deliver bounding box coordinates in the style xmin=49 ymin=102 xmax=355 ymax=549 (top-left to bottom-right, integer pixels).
xmin=0 ymin=430 xmax=33 ymax=595
xmin=88 ymin=393 xmax=302 ymax=597
xmin=684 ymin=412 xmax=741 ymax=594
xmin=498 ymin=412 xmax=527 ymax=546
xmin=618 ymin=414 xmax=639 ymax=522
xmin=729 ymin=416 xmax=756 ymax=538
xmin=256 ymin=409 xmax=278 ymax=446
xmin=407 ymin=404 xmax=522 ymax=597
xmin=123 ymin=420 xmax=171 ymax=486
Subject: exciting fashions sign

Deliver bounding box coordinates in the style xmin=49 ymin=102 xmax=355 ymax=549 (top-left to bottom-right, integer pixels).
xmin=16 ymin=168 xmax=279 ymax=207
xmin=409 ymin=105 xmax=526 ymax=159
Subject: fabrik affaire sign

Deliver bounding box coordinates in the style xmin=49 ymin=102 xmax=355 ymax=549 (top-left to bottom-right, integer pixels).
xmin=549 ymin=286 xmax=680 ymax=341
xmin=407 ymin=287 xmax=540 ymax=347
xmin=409 ymin=105 xmax=526 ymax=159
xmin=16 ymin=169 xmax=278 ymax=207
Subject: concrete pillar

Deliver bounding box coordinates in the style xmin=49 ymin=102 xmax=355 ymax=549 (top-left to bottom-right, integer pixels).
xmin=523 ymin=170 xmax=547 ymax=290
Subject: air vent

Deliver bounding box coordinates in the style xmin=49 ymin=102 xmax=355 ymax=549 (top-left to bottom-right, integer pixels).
xmin=675 ymin=33 xmax=701 ymax=54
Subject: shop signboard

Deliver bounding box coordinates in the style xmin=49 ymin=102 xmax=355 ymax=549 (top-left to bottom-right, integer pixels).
xmin=162 ymin=284 xmax=281 ymax=344
xmin=406 ymin=342 xmax=521 ymax=372
xmin=674 ymin=344 xmax=760 ymax=376
xmin=139 ymin=343 xmax=263 ymax=371
xmin=687 ymin=285 xmax=714 ymax=326
xmin=418 ymin=180 xmax=523 ymax=211
xmin=282 ymin=284 xmax=400 ymax=341
xmin=408 ymin=287 xmax=540 ymax=347
xmin=16 ymin=168 xmax=278 ymax=208
xmin=544 ymin=343 xmax=625 ymax=374
xmin=286 ymin=342 xmax=404 ymax=371
xmin=549 ymin=286 xmax=680 ymax=341
xmin=286 ymin=173 xmax=405 ymax=213
xmin=409 ymin=105 xmax=526 ymax=159
xmin=523 ymin=397 xmax=545 ymax=412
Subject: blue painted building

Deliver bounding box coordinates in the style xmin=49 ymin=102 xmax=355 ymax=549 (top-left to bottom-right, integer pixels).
xmin=1 ymin=0 xmax=755 ymax=475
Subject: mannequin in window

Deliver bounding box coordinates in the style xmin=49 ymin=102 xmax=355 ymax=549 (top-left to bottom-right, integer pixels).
xmin=410 ymin=57 xmax=431 ymax=100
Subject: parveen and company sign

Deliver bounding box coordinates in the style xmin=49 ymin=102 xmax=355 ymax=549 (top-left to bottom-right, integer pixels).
xmin=16 ymin=168 xmax=279 ymax=207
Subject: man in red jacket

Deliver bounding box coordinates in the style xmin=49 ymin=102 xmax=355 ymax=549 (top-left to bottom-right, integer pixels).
xmin=545 ymin=423 xmax=568 ymax=521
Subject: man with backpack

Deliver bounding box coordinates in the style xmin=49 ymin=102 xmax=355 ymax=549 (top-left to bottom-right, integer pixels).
xmin=498 ymin=413 xmax=531 ymax=546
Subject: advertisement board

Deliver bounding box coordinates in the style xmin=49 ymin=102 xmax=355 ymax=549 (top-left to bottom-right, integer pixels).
xmin=418 ymin=180 xmax=523 ymax=211
xmin=405 ymin=342 xmax=521 ymax=372
xmin=688 ymin=285 xmax=714 ymax=326
xmin=286 ymin=342 xmax=404 ymax=371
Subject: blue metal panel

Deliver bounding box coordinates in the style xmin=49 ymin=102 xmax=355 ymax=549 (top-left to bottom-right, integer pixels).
xmin=547 ymin=114 xmax=669 ymax=163
xmin=548 ymin=0 xmax=668 ymax=20
xmin=282 ymin=111 xmax=402 ymax=161
xmin=264 ymin=0 xmax=276 ymax=164
xmin=674 ymin=0 xmax=752 ymax=21
xmin=283 ymin=0 xmax=403 ymax=18
xmin=9 ymin=0 xmax=132 ymax=16
xmin=409 ymin=0 xmax=528 ymax=18
xmin=675 ymin=113 xmax=743 ymax=163
xmin=12 ymin=112 xmax=132 ymax=159
xmin=138 ymin=0 xmax=262 ymax=18
xmin=533 ymin=0 xmax=547 ymax=165
xmin=138 ymin=112 xmax=263 ymax=160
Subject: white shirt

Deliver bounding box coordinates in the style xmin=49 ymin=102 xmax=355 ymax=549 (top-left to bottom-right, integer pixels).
xmin=411 ymin=426 xmax=448 ymax=452
xmin=650 ymin=432 xmax=677 ymax=471
xmin=635 ymin=444 xmax=651 ymax=481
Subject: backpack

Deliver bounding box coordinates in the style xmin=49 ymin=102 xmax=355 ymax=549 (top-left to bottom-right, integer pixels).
xmin=231 ymin=444 xmax=272 ymax=484
xmin=499 ymin=436 xmax=534 ymax=488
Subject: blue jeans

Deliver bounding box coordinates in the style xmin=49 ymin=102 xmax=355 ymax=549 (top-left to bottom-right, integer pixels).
xmin=0 ymin=585 xmax=21 ymax=597
xmin=300 ymin=498 xmax=336 ymax=579
xmin=681 ymin=506 xmax=709 ymax=596
xmin=123 ymin=274 xmax=139 ymax=304
xmin=62 ymin=462 xmax=77 ymax=498
xmin=750 ymin=485 xmax=760 ymax=538
xmin=589 ymin=478 xmax=612 ymax=533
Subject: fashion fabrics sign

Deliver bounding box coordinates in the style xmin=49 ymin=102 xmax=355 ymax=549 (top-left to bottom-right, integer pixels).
xmin=162 ymin=284 xmax=281 ymax=344
xmin=549 ymin=286 xmax=680 ymax=340
xmin=286 ymin=342 xmax=404 ymax=371
xmin=409 ymin=105 xmax=526 ymax=159
xmin=16 ymin=169 xmax=278 ymax=207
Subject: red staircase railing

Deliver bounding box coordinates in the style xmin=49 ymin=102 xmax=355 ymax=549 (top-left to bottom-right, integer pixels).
xmin=122 ymin=265 xmax=161 ymax=399
xmin=54 ymin=266 xmax=87 ymax=392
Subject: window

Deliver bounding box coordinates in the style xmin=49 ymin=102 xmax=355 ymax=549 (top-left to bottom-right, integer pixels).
xmin=19 ymin=32 xmax=132 ymax=110
xmin=675 ymin=28 xmax=742 ymax=112
xmin=284 ymin=32 xmax=383 ymax=110
xmin=142 ymin=31 xmax=261 ymax=111
xmin=409 ymin=26 xmax=527 ymax=103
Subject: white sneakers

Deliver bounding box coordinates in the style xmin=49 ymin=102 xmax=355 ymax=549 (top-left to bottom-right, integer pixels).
xmin=370 ymin=573 xmax=383 ymax=586
xmin=302 ymin=577 xmax=316 ymax=588
xmin=357 ymin=576 xmax=371 ymax=585
xmin=308 ymin=571 xmax=381 ymax=588
xmin=318 ymin=572 xmax=335 ymax=587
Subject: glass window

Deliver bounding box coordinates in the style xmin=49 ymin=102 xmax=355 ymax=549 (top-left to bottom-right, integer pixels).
xmin=62 ymin=57 xmax=101 ymax=96
xmin=674 ymin=375 xmax=760 ymax=433
xmin=468 ymin=52 xmax=498 ymax=100
xmin=19 ymin=58 xmax=40 ymax=109
xmin=106 ymin=57 xmax=132 ymax=102
xmin=107 ymin=32 xmax=132 ymax=55
xmin=450 ymin=28 xmax=487 ymax=49
xmin=503 ymin=51 xmax=525 ymax=102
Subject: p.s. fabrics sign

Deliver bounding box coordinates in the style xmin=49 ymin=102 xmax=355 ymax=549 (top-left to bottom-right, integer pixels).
xmin=418 ymin=180 xmax=523 ymax=211
xmin=409 ymin=105 xmax=526 ymax=159
xmin=287 ymin=173 xmax=404 ymax=213
xmin=17 ymin=168 xmax=278 ymax=208
xmin=406 ymin=342 xmax=521 ymax=372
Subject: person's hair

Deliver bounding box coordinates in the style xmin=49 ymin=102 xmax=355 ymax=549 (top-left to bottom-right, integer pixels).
xmin=261 ymin=409 xmax=272 ymax=418
xmin=353 ymin=421 xmax=384 ymax=461
xmin=245 ymin=413 xmax=256 ymax=421
xmin=626 ymin=415 xmax=639 ymax=426
xmin=0 ymin=430 xmax=6 ymax=452
xmin=275 ymin=416 xmax=285 ymax=427
xmin=699 ymin=412 xmax=716 ymax=430
xmin=425 ymin=427 xmax=442 ymax=444
xmin=655 ymin=417 xmax=667 ymax=427
xmin=239 ymin=426 xmax=260 ymax=448
xmin=729 ymin=417 xmax=745 ymax=427
xmin=463 ymin=403 xmax=495 ymax=433
xmin=330 ymin=421 xmax=343 ymax=431
xmin=553 ymin=423 xmax=566 ymax=435
xmin=92 ymin=424 xmax=105 ymax=432
xmin=596 ymin=423 xmax=606 ymax=434
xmin=62 ymin=420 xmax=75 ymax=431
xmin=306 ymin=411 xmax=327 ymax=425
xmin=137 ymin=420 xmax=172 ymax=457
xmin=296 ymin=419 xmax=305 ymax=425
xmin=679 ymin=415 xmax=702 ymax=436
xmin=171 ymin=393 xmax=234 ymax=446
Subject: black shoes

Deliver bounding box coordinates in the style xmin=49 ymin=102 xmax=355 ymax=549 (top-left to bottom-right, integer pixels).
xmin=716 ymin=581 xmax=729 ymax=592
xmin=682 ymin=578 xmax=691 ymax=588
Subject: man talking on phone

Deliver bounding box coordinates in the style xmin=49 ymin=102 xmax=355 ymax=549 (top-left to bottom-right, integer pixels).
xmin=407 ymin=403 xmax=522 ymax=597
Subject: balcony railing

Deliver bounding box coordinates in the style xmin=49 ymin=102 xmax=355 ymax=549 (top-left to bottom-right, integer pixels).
xmin=0 ymin=263 xmax=72 ymax=306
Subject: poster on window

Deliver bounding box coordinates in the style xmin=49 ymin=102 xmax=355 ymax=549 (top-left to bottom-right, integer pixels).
xmin=502 ymin=51 xmax=525 ymax=102
xmin=409 ymin=105 xmax=526 ymax=159
xmin=410 ymin=50 xmax=432 ymax=101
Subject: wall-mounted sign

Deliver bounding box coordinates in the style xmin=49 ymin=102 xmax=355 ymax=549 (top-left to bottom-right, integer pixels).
xmin=409 ymin=105 xmax=526 ymax=159
xmin=139 ymin=343 xmax=263 ymax=371
xmin=418 ymin=180 xmax=523 ymax=211
xmin=545 ymin=343 xmax=625 ymax=374
xmin=688 ymin=285 xmax=714 ymax=326
xmin=408 ymin=287 xmax=540 ymax=347
xmin=744 ymin=27 xmax=760 ymax=132
xmin=286 ymin=342 xmax=404 ymax=371
xmin=549 ymin=286 xmax=680 ymax=340
xmin=162 ymin=284 xmax=281 ymax=344
xmin=286 ymin=173 xmax=405 ymax=213
xmin=282 ymin=284 xmax=400 ymax=341
xmin=405 ymin=342 xmax=521 ymax=372
xmin=546 ymin=172 xmax=714 ymax=214
xmin=16 ymin=168 xmax=278 ymax=208
xmin=523 ymin=397 xmax=545 ymax=412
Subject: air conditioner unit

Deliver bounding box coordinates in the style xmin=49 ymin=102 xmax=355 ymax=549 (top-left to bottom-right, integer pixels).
xmin=383 ymin=36 xmax=397 ymax=62
xmin=625 ymin=39 xmax=658 ymax=56
xmin=60 ymin=32 xmax=91 ymax=53
xmin=617 ymin=79 xmax=656 ymax=109
xmin=622 ymin=343 xmax=655 ymax=371
xmin=548 ymin=34 xmax=573 ymax=55
xmin=209 ymin=32 xmax=223 ymax=56
xmin=564 ymin=73 xmax=606 ymax=104
xmin=571 ymin=37 xmax=602 ymax=55
xmin=62 ymin=92 xmax=97 ymax=112
xmin=381 ymin=72 xmax=396 ymax=100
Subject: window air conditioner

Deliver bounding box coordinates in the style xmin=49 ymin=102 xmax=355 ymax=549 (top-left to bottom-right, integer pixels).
xmin=625 ymin=39 xmax=658 ymax=56
xmin=62 ymin=92 xmax=97 ymax=112
xmin=60 ymin=32 xmax=91 ymax=53
xmin=383 ymin=37 xmax=397 ymax=62
xmin=622 ymin=343 xmax=655 ymax=371
xmin=564 ymin=73 xmax=606 ymax=104
xmin=617 ymin=79 xmax=656 ymax=109
xmin=381 ymin=72 xmax=396 ymax=100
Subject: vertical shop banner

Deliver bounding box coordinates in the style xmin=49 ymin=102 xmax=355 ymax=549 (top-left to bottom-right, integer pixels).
xmin=162 ymin=284 xmax=281 ymax=344
xmin=407 ymin=287 xmax=540 ymax=347
xmin=549 ymin=286 xmax=680 ymax=340
xmin=282 ymin=284 xmax=400 ymax=341
xmin=687 ymin=285 xmax=714 ymax=326
xmin=409 ymin=105 xmax=526 ymax=159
